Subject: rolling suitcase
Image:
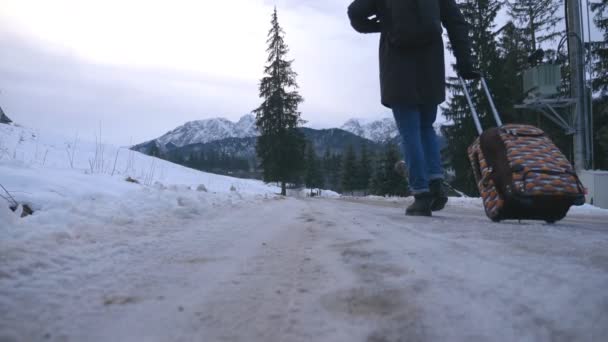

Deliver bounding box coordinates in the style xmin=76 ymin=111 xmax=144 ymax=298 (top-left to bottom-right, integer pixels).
xmin=460 ymin=76 xmax=586 ymax=223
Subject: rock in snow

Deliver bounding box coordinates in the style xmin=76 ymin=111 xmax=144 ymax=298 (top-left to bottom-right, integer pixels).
xmin=0 ymin=105 xmax=13 ymax=124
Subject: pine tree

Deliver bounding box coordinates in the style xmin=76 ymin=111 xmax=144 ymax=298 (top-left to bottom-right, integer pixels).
xmin=304 ymin=143 xmax=323 ymax=193
xmin=369 ymin=152 xmax=385 ymax=196
xmin=330 ymin=153 xmax=343 ymax=193
xmin=322 ymin=147 xmax=332 ymax=189
xmin=442 ymin=0 xmax=503 ymax=196
xmin=508 ymin=0 xmax=562 ymax=54
xmin=148 ymin=143 xmax=162 ymax=159
xmin=341 ymin=145 xmax=358 ymax=194
xmin=369 ymin=144 xmax=408 ymax=196
xmin=591 ymin=0 xmax=608 ymax=94
xmin=254 ymin=8 xmax=306 ymax=196
xmin=495 ymin=21 xmax=528 ymax=122
xmin=357 ymin=144 xmax=372 ymax=194
xmin=383 ymin=143 xmax=409 ymax=196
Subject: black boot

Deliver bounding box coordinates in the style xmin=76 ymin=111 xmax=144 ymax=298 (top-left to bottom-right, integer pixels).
xmin=430 ymin=179 xmax=448 ymax=212
xmin=406 ymin=192 xmax=434 ymax=217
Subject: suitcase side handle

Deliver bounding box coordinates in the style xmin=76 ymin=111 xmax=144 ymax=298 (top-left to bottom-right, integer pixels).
xmin=458 ymin=76 xmax=504 ymax=136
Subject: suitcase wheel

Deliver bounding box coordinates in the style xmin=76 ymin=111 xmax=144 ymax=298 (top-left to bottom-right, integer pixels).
xmin=545 ymin=211 xmax=568 ymax=224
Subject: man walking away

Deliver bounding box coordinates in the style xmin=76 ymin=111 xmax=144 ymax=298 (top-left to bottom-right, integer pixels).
xmin=347 ymin=0 xmax=478 ymax=216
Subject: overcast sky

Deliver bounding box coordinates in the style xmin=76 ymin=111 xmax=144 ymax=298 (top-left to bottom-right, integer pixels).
xmin=0 ymin=0 xmax=602 ymax=145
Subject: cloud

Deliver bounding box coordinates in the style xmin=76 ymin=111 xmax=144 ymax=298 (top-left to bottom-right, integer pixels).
xmin=0 ymin=32 xmax=264 ymax=144
xmin=0 ymin=1 xmax=393 ymax=144
xmin=0 ymin=0 xmax=603 ymax=145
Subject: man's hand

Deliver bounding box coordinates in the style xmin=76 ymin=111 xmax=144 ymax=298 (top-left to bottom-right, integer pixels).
xmin=457 ymin=63 xmax=481 ymax=80
xmin=348 ymin=0 xmax=381 ymax=34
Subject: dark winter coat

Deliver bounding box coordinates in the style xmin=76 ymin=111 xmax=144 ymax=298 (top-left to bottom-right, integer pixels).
xmin=348 ymin=0 xmax=473 ymax=108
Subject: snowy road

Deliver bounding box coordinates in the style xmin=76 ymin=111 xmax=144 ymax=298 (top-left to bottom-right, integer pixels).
xmin=2 ymin=197 xmax=608 ymax=342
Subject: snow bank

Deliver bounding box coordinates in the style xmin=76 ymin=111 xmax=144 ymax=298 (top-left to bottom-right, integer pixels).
xmin=570 ymin=203 xmax=608 ymax=214
xmin=0 ymin=124 xmax=274 ymax=193
xmin=0 ymin=123 xmax=279 ymax=243
xmin=298 ymin=188 xmax=341 ymax=198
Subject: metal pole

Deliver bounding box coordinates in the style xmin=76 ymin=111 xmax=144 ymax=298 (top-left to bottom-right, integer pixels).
xmin=566 ymin=0 xmax=587 ymax=172
xmin=459 ymin=77 xmax=483 ymax=135
xmin=585 ymin=0 xmax=595 ymax=169
xmin=480 ymin=77 xmax=503 ymax=127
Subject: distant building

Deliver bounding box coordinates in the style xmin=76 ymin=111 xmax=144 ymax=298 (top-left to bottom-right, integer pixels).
xmin=0 ymin=105 xmax=12 ymax=124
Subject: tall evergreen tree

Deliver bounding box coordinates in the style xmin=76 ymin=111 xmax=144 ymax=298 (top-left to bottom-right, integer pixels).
xmin=495 ymin=21 xmax=528 ymax=122
xmin=591 ymin=0 xmax=608 ymax=94
xmin=370 ymin=152 xmax=386 ymax=196
xmin=147 ymin=143 xmax=162 ymax=159
xmin=356 ymin=144 xmax=372 ymax=194
xmin=322 ymin=147 xmax=332 ymax=189
xmin=330 ymin=153 xmax=343 ymax=193
xmin=508 ymin=0 xmax=562 ymax=54
xmin=341 ymin=145 xmax=358 ymax=194
xmin=383 ymin=143 xmax=409 ymax=196
xmin=369 ymin=143 xmax=408 ymax=197
xmin=254 ymin=8 xmax=306 ymax=196
xmin=304 ymin=143 xmax=323 ymax=193
xmin=442 ymin=0 xmax=503 ymax=196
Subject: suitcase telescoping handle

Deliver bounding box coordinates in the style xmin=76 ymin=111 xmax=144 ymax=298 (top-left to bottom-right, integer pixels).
xmin=458 ymin=76 xmax=503 ymax=135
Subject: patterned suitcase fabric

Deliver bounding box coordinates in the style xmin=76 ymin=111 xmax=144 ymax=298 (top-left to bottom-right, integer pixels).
xmin=468 ymin=124 xmax=584 ymax=221
xmin=468 ymin=139 xmax=503 ymax=219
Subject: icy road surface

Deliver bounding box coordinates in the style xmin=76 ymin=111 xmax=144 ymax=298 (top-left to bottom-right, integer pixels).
xmin=2 ymin=197 xmax=608 ymax=342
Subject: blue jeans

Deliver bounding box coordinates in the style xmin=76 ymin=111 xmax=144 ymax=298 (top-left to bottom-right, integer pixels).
xmin=392 ymin=104 xmax=444 ymax=194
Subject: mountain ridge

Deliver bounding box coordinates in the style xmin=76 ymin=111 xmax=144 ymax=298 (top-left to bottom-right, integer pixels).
xmin=149 ymin=114 xmax=258 ymax=151
xmin=340 ymin=117 xmax=398 ymax=143
xmin=134 ymin=114 xmax=400 ymax=153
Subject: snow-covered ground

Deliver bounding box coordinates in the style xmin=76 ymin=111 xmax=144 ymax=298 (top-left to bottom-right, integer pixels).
xmin=0 ymin=123 xmax=281 ymax=284
xmin=0 ymin=123 xmax=278 ymax=340
xmin=0 ymin=123 xmax=278 ymax=234
xmin=2 ymin=123 xmax=608 ymax=342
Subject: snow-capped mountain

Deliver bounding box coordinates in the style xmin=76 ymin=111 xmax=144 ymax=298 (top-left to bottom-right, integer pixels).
xmin=137 ymin=114 xmax=399 ymax=152
xmin=234 ymin=113 xmax=256 ymax=136
xmin=133 ymin=114 xmax=400 ymax=159
xmin=153 ymin=114 xmax=258 ymax=150
xmin=341 ymin=118 xmax=398 ymax=143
